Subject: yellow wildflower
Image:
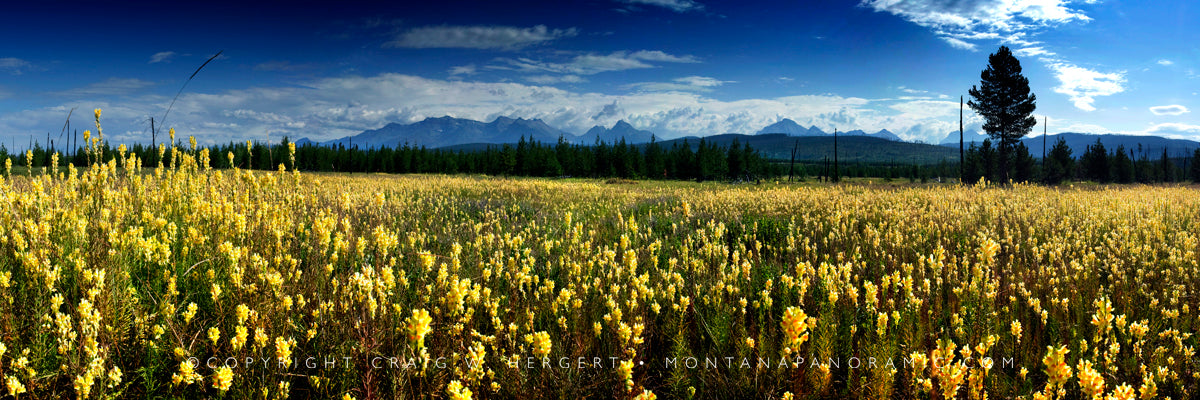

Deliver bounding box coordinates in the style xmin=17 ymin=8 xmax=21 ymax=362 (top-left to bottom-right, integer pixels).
xmin=406 ymin=309 xmax=433 ymax=348
xmin=212 ymin=366 xmax=234 ymax=391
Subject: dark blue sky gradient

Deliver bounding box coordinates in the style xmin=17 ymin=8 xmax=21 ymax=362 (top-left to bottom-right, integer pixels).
xmin=0 ymin=0 xmax=1196 ymax=147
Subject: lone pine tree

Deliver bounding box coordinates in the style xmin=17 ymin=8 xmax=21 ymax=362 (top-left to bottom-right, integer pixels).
xmin=968 ymin=45 xmax=1037 ymax=184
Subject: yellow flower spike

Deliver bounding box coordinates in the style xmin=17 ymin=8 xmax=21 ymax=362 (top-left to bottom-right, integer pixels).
xmin=212 ymin=366 xmax=233 ymax=391
xmin=182 ymin=302 xmax=198 ymax=324
xmin=1042 ymin=345 xmax=1072 ymax=388
xmin=618 ymin=360 xmax=634 ymax=392
xmin=527 ymin=331 xmax=552 ymax=358
xmin=6 ymin=375 xmax=26 ymax=397
xmin=781 ymin=307 xmax=810 ymax=352
xmin=231 ymin=325 xmax=248 ymax=351
xmin=1077 ymin=359 xmax=1104 ymax=398
xmin=208 ymin=327 xmax=221 ymax=344
xmin=633 ymin=389 xmax=657 ymax=400
xmin=446 ymin=380 xmax=473 ymax=400
xmin=406 ymin=309 xmax=433 ymax=348
xmin=275 ymin=337 xmax=294 ymax=368
xmin=1139 ymin=370 xmax=1157 ymax=399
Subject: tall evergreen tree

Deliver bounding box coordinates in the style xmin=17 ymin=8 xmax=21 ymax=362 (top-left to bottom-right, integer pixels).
xmin=1043 ymin=137 xmax=1074 ymax=184
xmin=1191 ymin=148 xmax=1200 ymax=183
xmin=1159 ymin=148 xmax=1174 ymax=182
xmin=726 ymin=139 xmax=744 ymax=180
xmin=1012 ymin=142 xmax=1035 ymax=182
xmin=967 ymin=46 xmax=1037 ymax=183
xmin=979 ymin=139 xmax=997 ymax=182
xmin=963 ymin=142 xmax=983 ymax=184
xmin=1081 ymin=139 xmax=1109 ymax=182
xmin=1111 ymin=145 xmax=1133 ymax=183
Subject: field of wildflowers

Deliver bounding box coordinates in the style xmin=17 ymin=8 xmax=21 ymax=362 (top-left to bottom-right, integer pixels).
xmin=0 ymin=112 xmax=1197 ymax=399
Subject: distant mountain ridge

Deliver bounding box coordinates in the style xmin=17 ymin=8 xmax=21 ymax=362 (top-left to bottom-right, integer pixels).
xmin=940 ymin=132 xmax=1200 ymax=158
xmin=656 ymin=133 xmax=956 ymax=164
xmin=298 ymin=117 xmax=1199 ymax=162
xmin=756 ymin=118 xmax=901 ymax=141
xmin=583 ymin=120 xmax=656 ymax=144
xmin=939 ymin=130 xmax=989 ymax=144
xmin=314 ymin=116 xmax=578 ymax=149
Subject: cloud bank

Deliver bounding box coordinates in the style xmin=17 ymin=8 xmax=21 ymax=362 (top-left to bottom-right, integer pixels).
xmin=1149 ymin=105 xmax=1189 ymax=116
xmin=0 ymin=73 xmax=992 ymax=147
xmin=386 ymin=25 xmax=578 ymax=50
xmin=616 ymin=0 xmax=704 ymax=13
xmin=864 ymin=0 xmax=1127 ymax=112
xmin=149 ymin=51 xmax=176 ymax=64
xmin=1047 ymin=62 xmax=1125 ymax=111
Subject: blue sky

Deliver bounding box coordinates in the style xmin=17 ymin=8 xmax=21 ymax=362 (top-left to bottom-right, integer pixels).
xmin=1 ymin=0 xmax=1197 ymax=149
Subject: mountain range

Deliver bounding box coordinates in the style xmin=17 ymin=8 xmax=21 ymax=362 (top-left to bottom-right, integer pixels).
xmin=757 ymin=118 xmax=902 ymax=141
xmin=655 ymin=133 xmax=958 ymax=164
xmin=582 ymin=120 xmax=657 ymax=144
xmin=938 ymin=130 xmax=990 ymax=145
xmin=940 ymin=132 xmax=1200 ymax=159
xmin=298 ymin=116 xmax=1199 ymax=162
xmin=311 ymin=116 xmax=566 ymax=149
xmin=299 ymin=117 xmax=661 ymax=149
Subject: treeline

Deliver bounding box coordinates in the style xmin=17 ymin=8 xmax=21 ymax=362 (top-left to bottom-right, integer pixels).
xmin=7 ymin=135 xmax=1200 ymax=184
xmin=964 ymin=137 xmax=1200 ymax=184
xmin=2 ymin=136 xmax=782 ymax=181
xmin=293 ymin=136 xmax=781 ymax=181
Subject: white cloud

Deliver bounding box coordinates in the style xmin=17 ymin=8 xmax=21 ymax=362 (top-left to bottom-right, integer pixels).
xmin=616 ymin=0 xmax=704 ymax=13
xmin=861 ymin=0 xmax=1091 ymax=32
xmin=1058 ymin=122 xmax=1108 ymax=134
xmin=524 ymin=75 xmax=586 ymax=84
xmin=149 ymin=51 xmax=176 ymax=64
xmin=627 ymin=50 xmax=700 ymax=63
xmin=491 ymin=50 xmax=699 ymax=76
xmin=448 ymin=65 xmax=477 ymax=76
xmin=942 ymin=37 xmax=977 ymax=50
xmin=888 ymin=100 xmax=960 ymax=119
xmin=1149 ymin=105 xmax=1189 ymax=116
xmin=1014 ymin=46 xmax=1054 ymax=57
xmin=385 ymin=25 xmax=577 ymax=50
xmin=1157 ymin=59 xmax=1173 ymax=66
xmin=1047 ymin=62 xmax=1125 ymax=111
xmin=0 ymin=57 xmax=32 ymax=74
xmin=52 ymin=78 xmax=156 ymax=97
xmin=860 ymin=0 xmax=1092 ymax=50
xmin=623 ymin=76 xmax=732 ymax=92
xmin=1145 ymin=123 xmax=1200 ymax=139
xmin=0 ymin=73 xmax=1012 ymax=147
xmin=674 ymin=76 xmax=727 ymax=87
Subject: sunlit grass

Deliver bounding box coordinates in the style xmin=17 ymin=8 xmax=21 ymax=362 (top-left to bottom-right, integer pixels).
xmin=0 ymin=112 xmax=1197 ymax=399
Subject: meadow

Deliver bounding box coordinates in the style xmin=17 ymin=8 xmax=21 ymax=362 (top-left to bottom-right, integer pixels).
xmin=0 ymin=115 xmax=1198 ymax=399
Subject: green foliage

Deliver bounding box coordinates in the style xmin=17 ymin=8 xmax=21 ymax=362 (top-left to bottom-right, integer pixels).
xmin=1042 ymin=137 xmax=1074 ymax=184
xmin=1192 ymin=148 xmax=1200 ymax=183
xmin=1080 ymin=138 xmax=1109 ymax=182
xmin=968 ymin=46 xmax=1038 ymax=183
